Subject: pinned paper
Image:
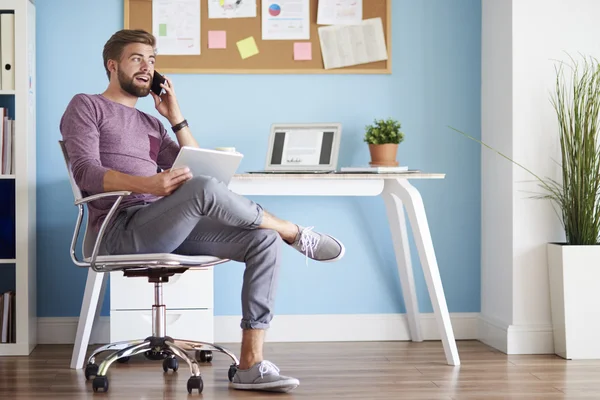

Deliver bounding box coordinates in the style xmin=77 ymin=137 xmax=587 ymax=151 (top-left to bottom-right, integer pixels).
xmin=319 ymin=18 xmax=388 ymax=69
xmin=317 ymin=0 xmax=363 ymax=25
xmin=210 ymin=0 xmax=257 ymax=19
xmin=294 ymin=42 xmax=312 ymax=60
xmin=152 ymin=0 xmax=201 ymax=55
xmin=208 ymin=30 xmax=227 ymax=49
xmin=262 ymin=0 xmax=310 ymax=40
xmin=237 ymin=36 xmax=259 ymax=59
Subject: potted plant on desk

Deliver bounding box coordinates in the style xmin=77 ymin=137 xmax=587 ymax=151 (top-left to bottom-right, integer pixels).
xmin=451 ymin=55 xmax=600 ymax=359
xmin=364 ymin=118 xmax=404 ymax=166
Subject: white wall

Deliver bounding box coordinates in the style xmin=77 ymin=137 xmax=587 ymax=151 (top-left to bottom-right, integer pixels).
xmin=481 ymin=0 xmax=600 ymax=353
xmin=479 ymin=0 xmax=514 ymax=352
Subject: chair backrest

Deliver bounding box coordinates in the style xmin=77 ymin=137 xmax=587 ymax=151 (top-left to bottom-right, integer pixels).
xmin=58 ymin=140 xmax=84 ymax=202
xmin=58 ymin=140 xmax=97 ymax=259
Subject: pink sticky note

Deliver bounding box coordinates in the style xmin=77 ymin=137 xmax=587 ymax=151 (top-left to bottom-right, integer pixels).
xmin=294 ymin=42 xmax=312 ymax=61
xmin=209 ymin=31 xmax=227 ymax=49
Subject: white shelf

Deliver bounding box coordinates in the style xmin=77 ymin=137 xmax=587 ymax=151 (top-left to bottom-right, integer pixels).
xmin=0 ymin=343 xmax=34 ymax=355
xmin=0 ymin=343 xmax=18 ymax=352
xmin=0 ymin=0 xmax=36 ymax=357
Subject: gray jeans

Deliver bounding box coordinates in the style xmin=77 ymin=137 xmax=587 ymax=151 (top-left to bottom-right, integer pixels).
xmin=103 ymin=175 xmax=282 ymax=330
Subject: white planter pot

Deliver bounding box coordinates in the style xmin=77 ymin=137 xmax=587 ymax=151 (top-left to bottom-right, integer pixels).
xmin=547 ymin=243 xmax=600 ymax=359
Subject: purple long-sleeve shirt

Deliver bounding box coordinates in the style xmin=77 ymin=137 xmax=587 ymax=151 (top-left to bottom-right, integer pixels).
xmin=60 ymin=93 xmax=180 ymax=233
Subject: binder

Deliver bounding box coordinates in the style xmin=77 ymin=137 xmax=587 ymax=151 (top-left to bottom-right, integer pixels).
xmin=0 ymin=108 xmax=3 ymax=174
xmin=1 ymin=13 xmax=15 ymax=91
xmin=0 ymin=292 xmax=6 ymax=342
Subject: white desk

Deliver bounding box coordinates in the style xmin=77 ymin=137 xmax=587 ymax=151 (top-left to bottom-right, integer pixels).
xmin=229 ymin=172 xmax=460 ymax=366
xmin=70 ymin=172 xmax=460 ymax=370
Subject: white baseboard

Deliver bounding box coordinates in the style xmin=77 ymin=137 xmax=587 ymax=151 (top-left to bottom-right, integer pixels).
xmin=215 ymin=313 xmax=479 ymax=343
xmin=478 ymin=314 xmax=555 ymax=354
xmin=478 ymin=314 xmax=509 ymax=353
xmin=507 ymin=323 xmax=555 ymax=354
xmin=38 ymin=316 xmax=111 ymax=345
xmin=37 ymin=313 xmax=479 ymax=345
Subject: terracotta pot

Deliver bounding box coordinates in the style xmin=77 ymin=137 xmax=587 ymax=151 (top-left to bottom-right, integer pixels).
xmin=368 ymin=144 xmax=399 ymax=166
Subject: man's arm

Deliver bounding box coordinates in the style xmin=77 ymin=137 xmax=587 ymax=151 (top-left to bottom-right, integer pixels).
xmin=103 ymin=170 xmax=147 ymax=193
xmin=61 ymin=94 xmax=191 ymax=198
xmin=60 ymin=94 xmax=112 ymax=195
xmin=103 ymin=167 xmax=191 ymax=197
xmin=151 ymin=75 xmax=199 ymax=148
xmin=168 ymin=113 xmax=199 ymax=148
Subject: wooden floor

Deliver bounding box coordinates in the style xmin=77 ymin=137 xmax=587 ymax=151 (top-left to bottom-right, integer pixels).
xmin=2 ymin=340 xmax=600 ymax=399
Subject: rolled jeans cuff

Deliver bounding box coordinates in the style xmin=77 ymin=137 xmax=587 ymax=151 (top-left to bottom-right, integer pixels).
xmin=240 ymin=318 xmax=270 ymax=330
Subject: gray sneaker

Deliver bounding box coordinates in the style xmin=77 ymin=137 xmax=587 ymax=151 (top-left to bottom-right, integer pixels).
xmin=229 ymin=360 xmax=299 ymax=392
xmin=289 ymin=225 xmax=345 ymax=263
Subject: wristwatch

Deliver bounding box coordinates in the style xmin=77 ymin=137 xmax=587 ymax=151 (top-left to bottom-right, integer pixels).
xmin=171 ymin=119 xmax=188 ymax=133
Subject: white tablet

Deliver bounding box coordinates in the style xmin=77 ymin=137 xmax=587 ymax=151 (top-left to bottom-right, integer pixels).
xmin=171 ymin=146 xmax=243 ymax=185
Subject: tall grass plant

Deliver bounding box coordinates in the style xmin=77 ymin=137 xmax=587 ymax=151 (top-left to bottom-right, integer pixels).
xmin=451 ymin=55 xmax=600 ymax=245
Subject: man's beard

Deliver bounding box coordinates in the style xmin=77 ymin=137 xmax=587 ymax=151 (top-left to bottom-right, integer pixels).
xmin=117 ymin=68 xmax=151 ymax=97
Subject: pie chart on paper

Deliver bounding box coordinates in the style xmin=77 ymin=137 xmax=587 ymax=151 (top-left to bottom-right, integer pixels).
xmin=269 ymin=4 xmax=281 ymax=16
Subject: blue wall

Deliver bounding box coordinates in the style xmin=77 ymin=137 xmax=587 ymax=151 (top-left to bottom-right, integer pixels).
xmin=35 ymin=0 xmax=481 ymax=318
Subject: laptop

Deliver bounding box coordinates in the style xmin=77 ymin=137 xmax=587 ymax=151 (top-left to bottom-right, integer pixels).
xmin=171 ymin=146 xmax=243 ymax=185
xmin=247 ymin=123 xmax=342 ymax=174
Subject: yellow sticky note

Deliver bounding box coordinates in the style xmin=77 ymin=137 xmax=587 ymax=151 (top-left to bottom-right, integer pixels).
xmin=237 ymin=36 xmax=259 ymax=59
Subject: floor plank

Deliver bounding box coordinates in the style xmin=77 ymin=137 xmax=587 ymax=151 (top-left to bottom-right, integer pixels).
xmin=1 ymin=340 xmax=600 ymax=399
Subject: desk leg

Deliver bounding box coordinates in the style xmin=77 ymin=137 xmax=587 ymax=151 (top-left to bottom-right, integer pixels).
xmin=70 ymin=269 xmax=107 ymax=369
xmin=382 ymin=188 xmax=423 ymax=342
xmin=385 ymin=179 xmax=460 ymax=366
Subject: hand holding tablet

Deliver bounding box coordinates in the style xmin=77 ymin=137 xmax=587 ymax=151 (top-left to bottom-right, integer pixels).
xmin=171 ymin=146 xmax=244 ymax=185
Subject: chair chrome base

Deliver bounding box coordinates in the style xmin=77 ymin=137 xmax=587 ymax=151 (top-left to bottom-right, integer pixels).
xmin=83 ymin=280 xmax=240 ymax=394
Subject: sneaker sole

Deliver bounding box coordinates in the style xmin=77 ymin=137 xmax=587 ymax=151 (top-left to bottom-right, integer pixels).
xmin=229 ymin=379 xmax=299 ymax=393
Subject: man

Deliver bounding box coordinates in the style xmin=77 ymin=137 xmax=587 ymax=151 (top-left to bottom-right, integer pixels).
xmin=60 ymin=29 xmax=345 ymax=393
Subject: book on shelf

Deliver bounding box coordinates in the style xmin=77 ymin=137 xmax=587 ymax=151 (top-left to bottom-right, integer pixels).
xmin=0 ymin=290 xmax=15 ymax=343
xmin=0 ymin=106 xmax=15 ymax=175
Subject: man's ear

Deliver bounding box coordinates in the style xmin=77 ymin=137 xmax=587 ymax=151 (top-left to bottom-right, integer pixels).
xmin=107 ymin=59 xmax=117 ymax=74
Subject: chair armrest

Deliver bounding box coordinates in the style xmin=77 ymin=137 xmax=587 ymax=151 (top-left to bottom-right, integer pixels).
xmin=69 ymin=190 xmax=132 ymax=271
xmin=75 ymin=190 xmax=132 ymax=205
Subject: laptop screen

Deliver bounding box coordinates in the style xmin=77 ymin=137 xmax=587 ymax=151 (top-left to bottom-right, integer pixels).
xmin=270 ymin=130 xmax=334 ymax=165
xmin=266 ymin=124 xmax=341 ymax=171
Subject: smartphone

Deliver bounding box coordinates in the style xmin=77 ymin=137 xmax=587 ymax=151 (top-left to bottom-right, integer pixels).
xmin=151 ymin=70 xmax=166 ymax=96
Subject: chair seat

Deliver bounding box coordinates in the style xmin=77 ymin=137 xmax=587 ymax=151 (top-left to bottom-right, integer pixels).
xmin=84 ymin=253 xmax=223 ymax=265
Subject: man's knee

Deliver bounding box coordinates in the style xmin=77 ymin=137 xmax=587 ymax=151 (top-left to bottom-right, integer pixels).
xmin=247 ymin=229 xmax=282 ymax=262
xmin=185 ymin=175 xmax=224 ymax=194
xmin=178 ymin=175 xmax=227 ymax=207
xmin=256 ymin=228 xmax=283 ymax=248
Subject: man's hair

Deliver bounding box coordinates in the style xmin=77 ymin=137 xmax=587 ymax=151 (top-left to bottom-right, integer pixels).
xmin=102 ymin=29 xmax=156 ymax=80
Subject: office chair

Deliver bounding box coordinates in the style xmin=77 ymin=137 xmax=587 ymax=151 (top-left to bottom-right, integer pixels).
xmin=59 ymin=141 xmax=240 ymax=394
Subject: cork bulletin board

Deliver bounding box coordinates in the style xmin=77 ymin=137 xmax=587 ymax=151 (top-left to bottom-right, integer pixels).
xmin=124 ymin=0 xmax=391 ymax=74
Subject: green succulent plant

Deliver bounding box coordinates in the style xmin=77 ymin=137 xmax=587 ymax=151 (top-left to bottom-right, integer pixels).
xmin=364 ymin=118 xmax=404 ymax=145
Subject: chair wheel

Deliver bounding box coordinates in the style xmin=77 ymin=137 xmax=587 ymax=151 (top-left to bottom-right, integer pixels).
xmin=84 ymin=363 xmax=98 ymax=380
xmin=187 ymin=376 xmax=203 ymax=394
xmin=163 ymin=357 xmax=179 ymax=372
xmin=196 ymin=350 xmax=213 ymax=362
xmin=228 ymin=364 xmax=238 ymax=382
xmin=92 ymin=376 xmax=109 ymax=392
xmin=116 ymin=356 xmax=130 ymax=363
